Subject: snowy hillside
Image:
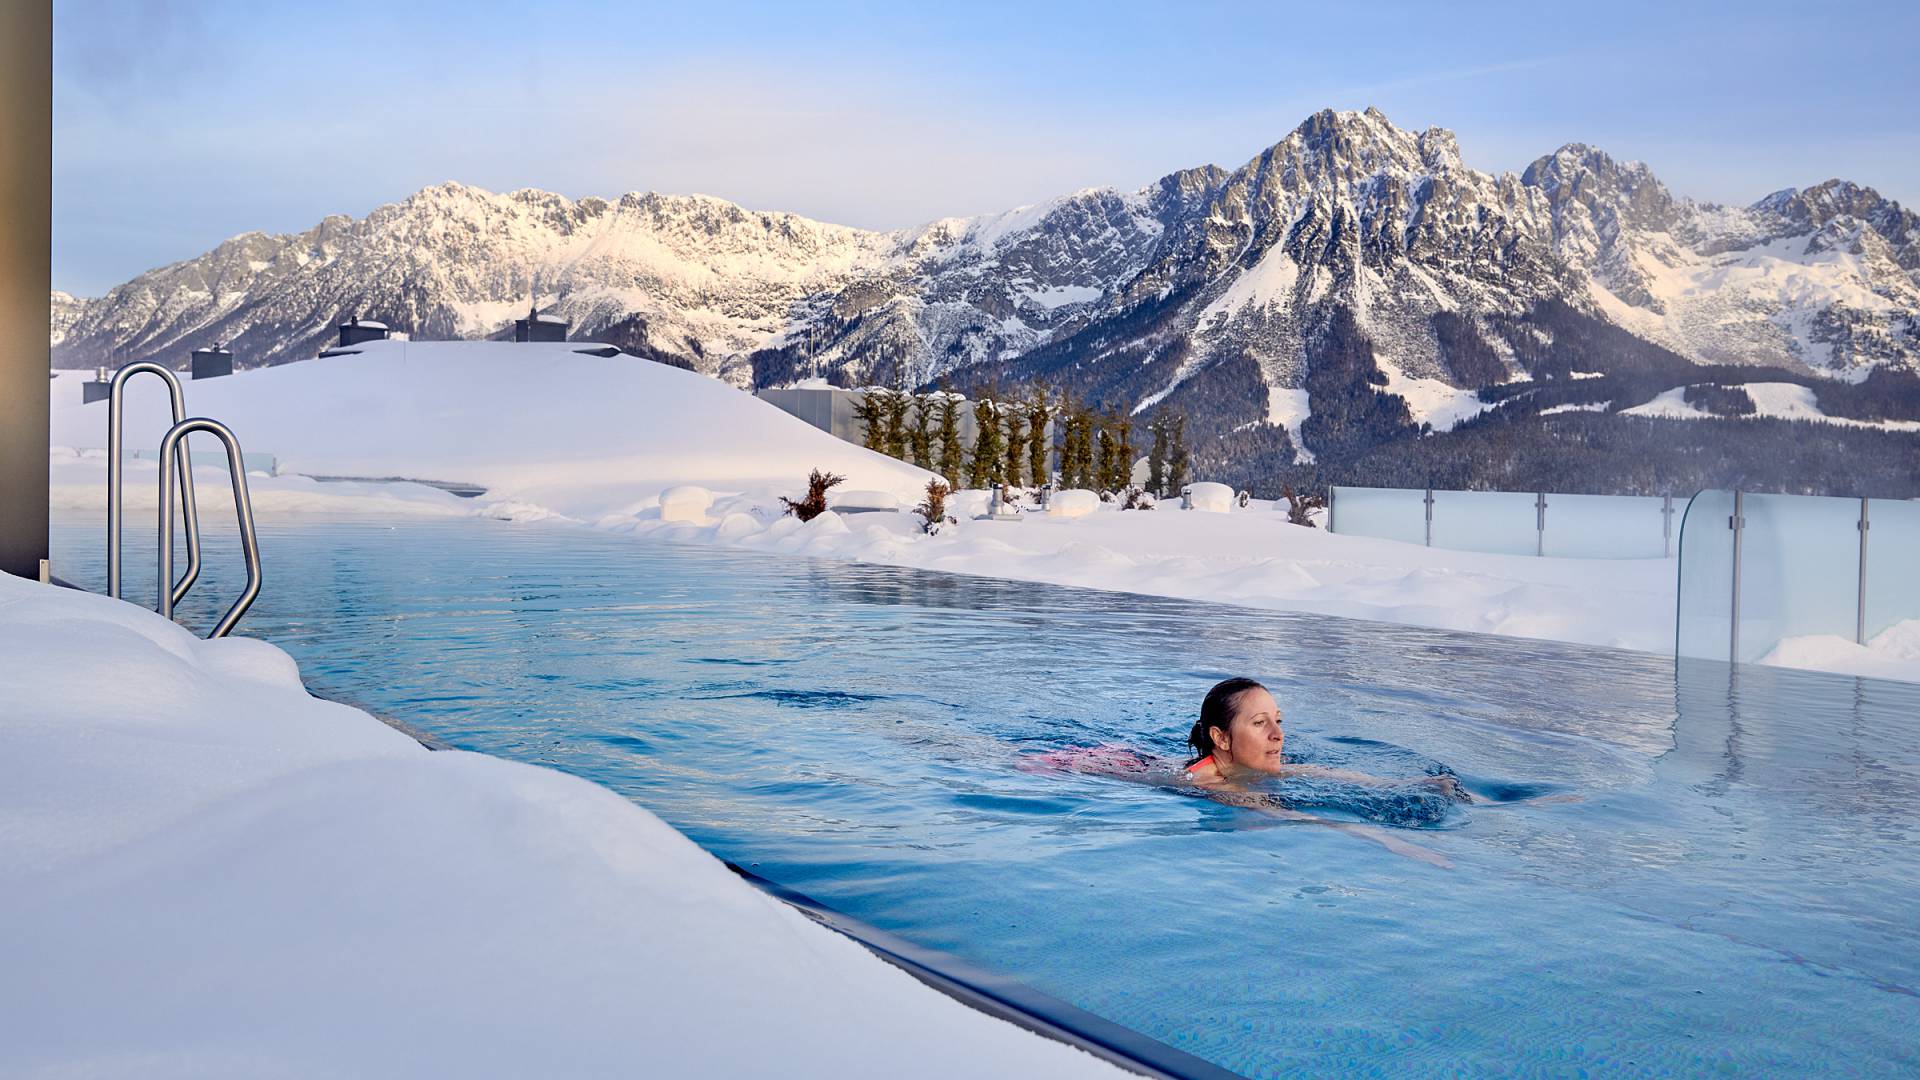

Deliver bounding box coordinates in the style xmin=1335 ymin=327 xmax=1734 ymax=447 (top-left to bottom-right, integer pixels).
xmin=50 ymin=339 xmax=934 ymax=520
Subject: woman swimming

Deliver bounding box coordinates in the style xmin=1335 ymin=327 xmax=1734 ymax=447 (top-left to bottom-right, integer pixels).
xmin=1182 ymin=677 xmax=1468 ymax=801
xmin=1028 ymin=677 xmax=1467 ymax=866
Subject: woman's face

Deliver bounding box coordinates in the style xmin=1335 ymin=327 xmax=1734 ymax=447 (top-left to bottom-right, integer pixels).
xmin=1210 ymin=687 xmax=1285 ymax=774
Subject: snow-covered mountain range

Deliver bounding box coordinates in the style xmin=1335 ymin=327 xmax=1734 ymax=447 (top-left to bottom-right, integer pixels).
xmin=52 ymin=107 xmax=1920 ymax=481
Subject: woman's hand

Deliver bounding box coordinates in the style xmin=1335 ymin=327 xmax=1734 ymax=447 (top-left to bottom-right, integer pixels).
xmin=1421 ymin=774 xmax=1472 ymax=802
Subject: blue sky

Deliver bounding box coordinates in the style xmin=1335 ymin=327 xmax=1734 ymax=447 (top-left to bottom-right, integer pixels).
xmin=54 ymin=0 xmax=1920 ymax=295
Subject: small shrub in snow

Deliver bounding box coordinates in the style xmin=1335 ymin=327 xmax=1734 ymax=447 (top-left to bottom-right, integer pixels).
xmin=780 ymin=469 xmax=845 ymax=522
xmin=1121 ymin=487 xmax=1154 ymax=510
xmin=914 ymin=479 xmax=955 ymax=535
xmin=1282 ymin=484 xmax=1327 ymax=527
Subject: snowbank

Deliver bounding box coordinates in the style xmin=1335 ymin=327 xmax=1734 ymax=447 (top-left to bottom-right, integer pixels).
xmin=1185 ymin=482 xmax=1235 ymax=513
xmin=0 ymin=573 xmax=1121 ymax=1078
xmin=1759 ymin=620 xmax=1920 ymax=682
xmin=1049 ymin=489 xmax=1100 ymax=518
xmin=619 ymin=496 xmax=1680 ymax=654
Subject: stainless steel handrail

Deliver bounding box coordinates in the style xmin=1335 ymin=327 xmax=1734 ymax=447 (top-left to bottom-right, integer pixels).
xmin=108 ymin=362 xmax=201 ymax=605
xmin=158 ymin=417 xmax=262 ymax=638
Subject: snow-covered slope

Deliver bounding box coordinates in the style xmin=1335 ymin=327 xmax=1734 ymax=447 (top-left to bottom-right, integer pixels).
xmin=50 ymin=340 xmax=934 ymax=520
xmin=0 ymin=572 xmax=1125 ymax=1078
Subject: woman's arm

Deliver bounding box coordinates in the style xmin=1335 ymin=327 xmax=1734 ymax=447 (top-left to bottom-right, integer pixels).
xmin=1283 ymin=764 xmax=1472 ymax=802
xmin=1206 ymin=789 xmax=1454 ymax=869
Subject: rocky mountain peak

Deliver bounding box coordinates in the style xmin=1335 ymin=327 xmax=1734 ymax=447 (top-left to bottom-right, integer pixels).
xmin=1523 ymin=144 xmax=1677 ymax=234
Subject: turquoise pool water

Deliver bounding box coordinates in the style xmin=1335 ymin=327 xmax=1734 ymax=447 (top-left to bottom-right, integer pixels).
xmin=52 ymin=515 xmax=1920 ymax=1077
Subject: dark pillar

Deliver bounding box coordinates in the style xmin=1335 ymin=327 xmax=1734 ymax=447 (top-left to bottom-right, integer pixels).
xmin=0 ymin=1 xmax=52 ymax=580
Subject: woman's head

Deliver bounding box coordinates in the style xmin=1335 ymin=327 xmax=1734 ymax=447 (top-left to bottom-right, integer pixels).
xmin=1187 ymin=678 xmax=1284 ymax=774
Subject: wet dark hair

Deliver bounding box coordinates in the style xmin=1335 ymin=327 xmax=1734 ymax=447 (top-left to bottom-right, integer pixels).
xmin=1187 ymin=677 xmax=1268 ymax=766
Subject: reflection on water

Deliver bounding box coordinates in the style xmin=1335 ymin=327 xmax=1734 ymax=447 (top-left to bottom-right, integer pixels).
xmin=49 ymin=515 xmax=1920 ymax=1078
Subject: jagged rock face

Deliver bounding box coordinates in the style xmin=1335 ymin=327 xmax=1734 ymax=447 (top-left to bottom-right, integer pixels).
xmin=55 ymin=109 xmax=1920 ymax=420
xmin=49 ymin=291 xmax=89 ymax=348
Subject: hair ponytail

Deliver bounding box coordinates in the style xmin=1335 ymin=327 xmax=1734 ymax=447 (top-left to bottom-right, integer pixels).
xmin=1187 ymin=677 xmax=1266 ymax=766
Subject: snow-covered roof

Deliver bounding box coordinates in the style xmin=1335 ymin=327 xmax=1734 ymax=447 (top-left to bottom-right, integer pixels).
xmin=341 ymin=318 xmax=388 ymax=329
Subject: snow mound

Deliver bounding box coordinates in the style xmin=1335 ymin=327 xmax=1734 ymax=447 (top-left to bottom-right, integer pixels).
xmin=1185 ymin=482 xmax=1235 ymax=513
xmin=50 ymin=344 xmax=934 ymax=522
xmin=831 ymin=489 xmax=902 ymax=512
xmin=658 ymin=485 xmax=714 ymax=523
xmin=1049 ymin=490 xmax=1100 ymax=518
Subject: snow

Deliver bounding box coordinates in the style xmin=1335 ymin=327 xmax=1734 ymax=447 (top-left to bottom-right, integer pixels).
xmin=658 ymin=485 xmax=714 ymax=523
xmin=50 ymin=342 xmax=934 ymax=523
xmin=1760 ymin=620 xmax=1920 ymax=683
xmin=1376 ymin=358 xmax=1492 ymax=432
xmin=1541 ymin=401 xmax=1611 ymax=416
xmin=1020 ymin=284 xmax=1101 ymax=310
xmin=1621 ymin=387 xmax=1713 ymax=420
xmin=1185 ymin=482 xmax=1235 ymax=513
xmin=1265 ymin=386 xmax=1314 ymax=463
xmin=1742 ymin=382 xmax=1920 ymax=432
xmin=830 ymin=489 xmax=902 ymax=512
xmin=1618 ymin=382 xmax=1920 ymax=431
xmin=1200 ymin=245 xmax=1300 ymax=322
xmin=0 ymin=573 xmax=1125 ymax=1078
xmin=1048 ymin=490 xmax=1100 ymax=518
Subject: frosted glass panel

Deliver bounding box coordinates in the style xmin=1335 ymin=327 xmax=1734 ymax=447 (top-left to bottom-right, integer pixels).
xmin=1677 ymin=490 xmax=1736 ymax=661
xmin=1545 ymin=494 xmax=1673 ymax=560
xmin=1329 ymin=486 xmax=1427 ymax=545
xmin=1865 ymin=498 xmax=1920 ymax=643
xmin=1737 ymin=494 xmax=1863 ymax=663
xmin=1430 ymin=490 xmax=1540 ymax=556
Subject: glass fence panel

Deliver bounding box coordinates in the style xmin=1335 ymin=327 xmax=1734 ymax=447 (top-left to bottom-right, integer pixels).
xmin=1677 ymin=490 xmax=1736 ymax=661
xmin=1864 ymin=498 xmax=1920 ymax=643
xmin=1329 ymin=486 xmax=1427 ymax=545
xmin=1543 ymin=494 xmax=1673 ymax=559
xmin=1735 ymin=493 xmax=1864 ymax=664
xmin=1430 ymin=490 xmax=1540 ymax=557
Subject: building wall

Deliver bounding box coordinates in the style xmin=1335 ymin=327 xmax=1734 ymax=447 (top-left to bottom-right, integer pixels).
xmin=0 ymin=1 xmax=49 ymax=579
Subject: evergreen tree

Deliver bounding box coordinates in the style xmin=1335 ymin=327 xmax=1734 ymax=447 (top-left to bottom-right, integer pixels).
xmin=882 ymin=388 xmax=911 ymax=460
xmin=853 ymin=391 xmax=886 ymax=452
xmin=968 ymin=394 xmax=1003 ymax=488
xmin=1002 ymin=408 xmax=1026 ymax=488
xmin=1026 ymin=385 xmax=1055 ymax=485
xmin=909 ymin=393 xmax=936 ymax=468
xmin=937 ymin=392 xmax=964 ymax=486
xmin=1096 ymin=411 xmax=1119 ymax=492
xmin=1064 ymin=401 xmax=1093 ymax=489
xmin=1168 ymin=414 xmax=1191 ymax=492
xmin=1116 ymin=412 xmax=1135 ymax=490
xmin=1147 ymin=416 xmax=1169 ymax=495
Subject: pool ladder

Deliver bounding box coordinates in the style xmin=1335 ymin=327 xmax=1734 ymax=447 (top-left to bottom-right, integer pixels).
xmin=107 ymin=362 xmax=263 ymax=638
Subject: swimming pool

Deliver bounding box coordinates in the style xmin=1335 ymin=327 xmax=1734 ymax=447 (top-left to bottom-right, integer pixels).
xmin=51 ymin=514 xmax=1920 ymax=1077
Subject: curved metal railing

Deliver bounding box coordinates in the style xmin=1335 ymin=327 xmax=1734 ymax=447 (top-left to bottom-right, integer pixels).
xmin=107 ymin=362 xmax=201 ymax=604
xmin=157 ymin=417 xmax=262 ymax=638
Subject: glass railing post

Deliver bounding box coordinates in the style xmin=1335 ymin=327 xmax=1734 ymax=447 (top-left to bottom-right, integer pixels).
xmin=1423 ymin=488 xmax=1433 ymax=546
xmin=1729 ymin=490 xmax=1745 ymax=664
xmin=1663 ymin=495 xmax=1674 ymax=558
xmin=1857 ymin=497 xmax=1870 ymax=646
